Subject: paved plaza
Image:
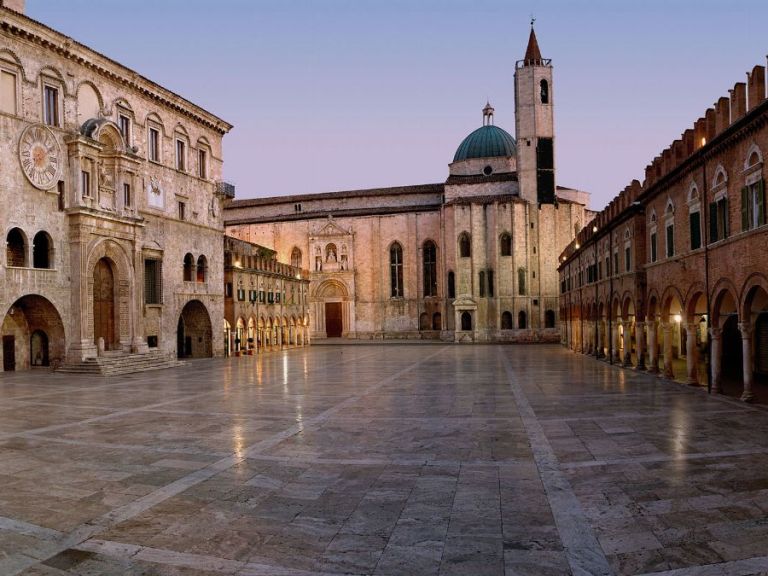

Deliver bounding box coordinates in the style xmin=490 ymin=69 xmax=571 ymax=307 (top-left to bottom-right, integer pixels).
xmin=1 ymin=345 xmax=768 ymax=575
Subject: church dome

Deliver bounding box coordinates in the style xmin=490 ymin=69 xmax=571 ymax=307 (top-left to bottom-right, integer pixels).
xmin=453 ymin=104 xmax=516 ymax=162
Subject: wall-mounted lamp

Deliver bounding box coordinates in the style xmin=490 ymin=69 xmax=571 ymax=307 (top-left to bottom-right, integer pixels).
xmin=673 ymin=314 xmax=682 ymax=323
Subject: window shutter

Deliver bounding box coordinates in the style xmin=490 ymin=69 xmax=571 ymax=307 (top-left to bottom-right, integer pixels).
xmin=689 ymin=211 xmax=701 ymax=250
xmin=758 ymin=179 xmax=765 ymax=226
xmin=723 ymin=199 xmax=729 ymax=237
xmin=742 ymin=186 xmax=749 ymax=231
xmin=708 ymin=202 xmax=717 ymax=242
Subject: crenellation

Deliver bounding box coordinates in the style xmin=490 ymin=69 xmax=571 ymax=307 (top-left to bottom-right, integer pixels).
xmin=731 ymin=82 xmax=747 ymax=121
xmin=748 ymin=65 xmax=766 ymax=110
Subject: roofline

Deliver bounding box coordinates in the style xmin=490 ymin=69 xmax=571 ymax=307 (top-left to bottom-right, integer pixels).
xmin=225 ymin=203 xmax=442 ymax=225
xmin=0 ymin=7 xmax=233 ymax=134
xmin=226 ymin=183 xmax=445 ymax=208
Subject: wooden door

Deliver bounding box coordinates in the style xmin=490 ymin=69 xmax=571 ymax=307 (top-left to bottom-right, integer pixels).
xmin=93 ymin=259 xmax=115 ymax=349
xmin=2 ymin=335 xmax=15 ymax=371
xmin=325 ymin=302 xmax=342 ymax=337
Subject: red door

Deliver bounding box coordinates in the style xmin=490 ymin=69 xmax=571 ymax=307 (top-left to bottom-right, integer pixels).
xmin=325 ymin=302 xmax=342 ymax=337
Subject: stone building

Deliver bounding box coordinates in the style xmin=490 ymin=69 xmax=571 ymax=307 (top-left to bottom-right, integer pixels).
xmin=225 ymin=29 xmax=592 ymax=342
xmin=0 ymin=1 xmax=232 ymax=372
xmin=559 ymin=61 xmax=768 ymax=402
xmin=223 ymin=236 xmax=310 ymax=355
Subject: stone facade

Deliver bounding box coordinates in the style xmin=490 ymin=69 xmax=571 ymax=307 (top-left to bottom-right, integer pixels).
xmin=225 ymin=30 xmax=593 ymax=342
xmin=559 ymin=61 xmax=768 ymax=402
xmin=223 ymin=236 xmax=310 ymax=355
xmin=0 ymin=3 xmax=232 ymax=371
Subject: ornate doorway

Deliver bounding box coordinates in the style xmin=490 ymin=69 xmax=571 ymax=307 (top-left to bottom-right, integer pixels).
xmin=93 ymin=258 xmax=116 ymax=349
xmin=325 ymin=302 xmax=342 ymax=337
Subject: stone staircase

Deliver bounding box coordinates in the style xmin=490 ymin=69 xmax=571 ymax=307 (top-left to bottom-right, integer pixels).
xmin=57 ymin=350 xmax=184 ymax=376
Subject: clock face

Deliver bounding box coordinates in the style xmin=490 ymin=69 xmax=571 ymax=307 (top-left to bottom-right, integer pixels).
xmin=19 ymin=124 xmax=61 ymax=190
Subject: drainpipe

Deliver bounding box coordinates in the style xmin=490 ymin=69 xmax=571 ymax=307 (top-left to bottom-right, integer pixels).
xmin=608 ymin=228 xmax=613 ymax=364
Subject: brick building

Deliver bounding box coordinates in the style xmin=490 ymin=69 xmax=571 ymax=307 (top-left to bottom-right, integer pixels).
xmin=0 ymin=1 xmax=232 ymax=372
xmin=225 ymin=29 xmax=593 ymax=342
xmin=223 ymin=236 xmax=310 ymax=355
xmin=559 ymin=61 xmax=768 ymax=402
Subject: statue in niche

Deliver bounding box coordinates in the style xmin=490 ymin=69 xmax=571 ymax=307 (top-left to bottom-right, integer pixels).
xmin=326 ymin=246 xmax=337 ymax=262
xmin=340 ymin=254 xmax=348 ymax=270
xmin=315 ymin=255 xmax=322 ymax=271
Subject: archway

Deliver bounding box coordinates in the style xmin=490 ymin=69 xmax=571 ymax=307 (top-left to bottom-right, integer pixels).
xmin=2 ymin=295 xmax=65 ymax=371
xmin=461 ymin=311 xmax=472 ymax=331
xmin=93 ymin=257 xmax=117 ymax=349
xmin=518 ymin=310 xmax=527 ymax=329
xmin=177 ymin=300 xmax=212 ymax=358
xmin=661 ymin=290 xmax=684 ymax=379
xmin=501 ymin=311 xmax=513 ymax=330
xmin=315 ymin=279 xmax=349 ymax=338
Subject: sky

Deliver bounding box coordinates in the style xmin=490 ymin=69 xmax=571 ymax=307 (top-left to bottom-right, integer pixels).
xmin=27 ymin=0 xmax=768 ymax=210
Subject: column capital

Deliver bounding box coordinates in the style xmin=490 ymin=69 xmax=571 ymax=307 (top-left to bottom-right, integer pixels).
xmin=709 ymin=326 xmax=722 ymax=339
xmin=662 ymin=322 xmax=673 ymax=333
xmin=738 ymin=321 xmax=752 ymax=339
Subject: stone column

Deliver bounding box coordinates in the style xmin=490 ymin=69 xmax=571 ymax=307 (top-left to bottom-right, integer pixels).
xmin=647 ymin=321 xmax=658 ymax=373
xmin=686 ymin=323 xmax=699 ymax=385
xmin=611 ymin=322 xmax=620 ymax=363
xmin=710 ymin=327 xmax=722 ymax=393
xmin=622 ymin=321 xmax=632 ymax=367
xmin=636 ymin=321 xmax=646 ymax=370
xmin=738 ymin=322 xmax=754 ymax=402
xmin=662 ymin=322 xmax=674 ymax=378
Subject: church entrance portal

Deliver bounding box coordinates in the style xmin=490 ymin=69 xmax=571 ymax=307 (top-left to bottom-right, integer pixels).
xmin=325 ymin=302 xmax=342 ymax=337
xmin=93 ymin=258 xmax=116 ymax=349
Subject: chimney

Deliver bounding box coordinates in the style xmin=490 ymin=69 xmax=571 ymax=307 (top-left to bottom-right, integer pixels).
xmin=705 ymin=108 xmax=716 ymax=142
xmin=1 ymin=0 xmax=25 ymax=13
xmin=714 ymin=96 xmax=730 ymax=134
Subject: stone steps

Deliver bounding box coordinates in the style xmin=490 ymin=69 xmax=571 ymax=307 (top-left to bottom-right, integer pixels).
xmin=57 ymin=351 xmax=184 ymax=376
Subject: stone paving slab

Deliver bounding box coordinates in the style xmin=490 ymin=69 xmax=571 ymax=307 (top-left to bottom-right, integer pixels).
xmin=1 ymin=345 xmax=768 ymax=574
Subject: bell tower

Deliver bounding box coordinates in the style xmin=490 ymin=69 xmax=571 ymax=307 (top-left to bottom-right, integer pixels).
xmin=514 ymin=25 xmax=555 ymax=204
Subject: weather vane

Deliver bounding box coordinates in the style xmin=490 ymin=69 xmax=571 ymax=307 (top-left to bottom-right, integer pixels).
xmin=530 ymin=15 xmax=536 ymax=27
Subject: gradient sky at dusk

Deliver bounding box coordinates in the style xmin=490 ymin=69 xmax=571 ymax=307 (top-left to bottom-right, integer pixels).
xmin=28 ymin=0 xmax=768 ymax=209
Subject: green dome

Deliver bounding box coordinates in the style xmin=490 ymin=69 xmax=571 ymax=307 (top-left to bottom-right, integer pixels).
xmin=453 ymin=124 xmax=517 ymax=162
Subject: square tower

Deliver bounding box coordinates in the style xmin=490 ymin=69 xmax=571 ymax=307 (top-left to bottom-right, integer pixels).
xmin=514 ymin=27 xmax=555 ymax=205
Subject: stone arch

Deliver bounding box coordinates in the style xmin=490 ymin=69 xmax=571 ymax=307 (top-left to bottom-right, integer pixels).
xmin=183 ymin=253 xmax=195 ymax=282
xmin=684 ymin=282 xmax=707 ymax=322
xmin=32 ymin=230 xmax=54 ymax=269
xmin=85 ymin=238 xmax=133 ymax=350
xmin=741 ymin=273 xmax=768 ymax=321
xmin=712 ymin=164 xmax=728 ymax=188
xmin=621 ymin=292 xmax=635 ymax=320
xmin=37 ymin=65 xmax=68 ymax=94
xmin=660 ymin=286 xmax=685 ymax=323
xmin=196 ymin=255 xmax=208 ymax=283
xmin=2 ymin=294 xmax=65 ymax=371
xmin=76 ymin=81 xmax=103 ymax=126
xmin=0 ymin=48 xmax=30 ymax=82
xmin=6 ymin=227 xmax=28 ymax=267
xmin=745 ymin=142 xmax=763 ymax=169
xmin=177 ymin=300 xmax=213 ymax=358
xmin=711 ymin=281 xmax=739 ymax=329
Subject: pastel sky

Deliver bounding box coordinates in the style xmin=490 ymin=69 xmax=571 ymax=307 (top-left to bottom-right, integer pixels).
xmin=28 ymin=0 xmax=768 ymax=210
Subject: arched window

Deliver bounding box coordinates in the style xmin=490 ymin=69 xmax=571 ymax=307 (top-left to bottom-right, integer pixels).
xmin=518 ymin=267 xmax=526 ymax=295
xmin=183 ymin=253 xmax=194 ymax=282
xmin=6 ymin=228 xmax=27 ymax=267
xmin=501 ymin=311 xmax=513 ymax=330
xmin=390 ymin=242 xmax=404 ymax=298
xmin=432 ymin=312 xmax=441 ymax=330
xmin=290 ymin=247 xmax=302 ymax=268
xmin=461 ymin=311 xmax=472 ymax=331
xmin=540 ymin=79 xmax=549 ymax=104
xmin=545 ymin=309 xmax=556 ymax=328
xmin=448 ymin=271 xmax=455 ymax=298
xmin=419 ymin=312 xmax=430 ymax=331
xmin=32 ymin=231 xmax=53 ymax=269
xmin=423 ymin=240 xmax=437 ymax=297
xmin=500 ymin=233 xmax=512 ymax=256
xmin=518 ymin=310 xmax=527 ymax=329
xmin=196 ymin=255 xmax=207 ymax=283
xmin=459 ymin=232 xmax=471 ymax=258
